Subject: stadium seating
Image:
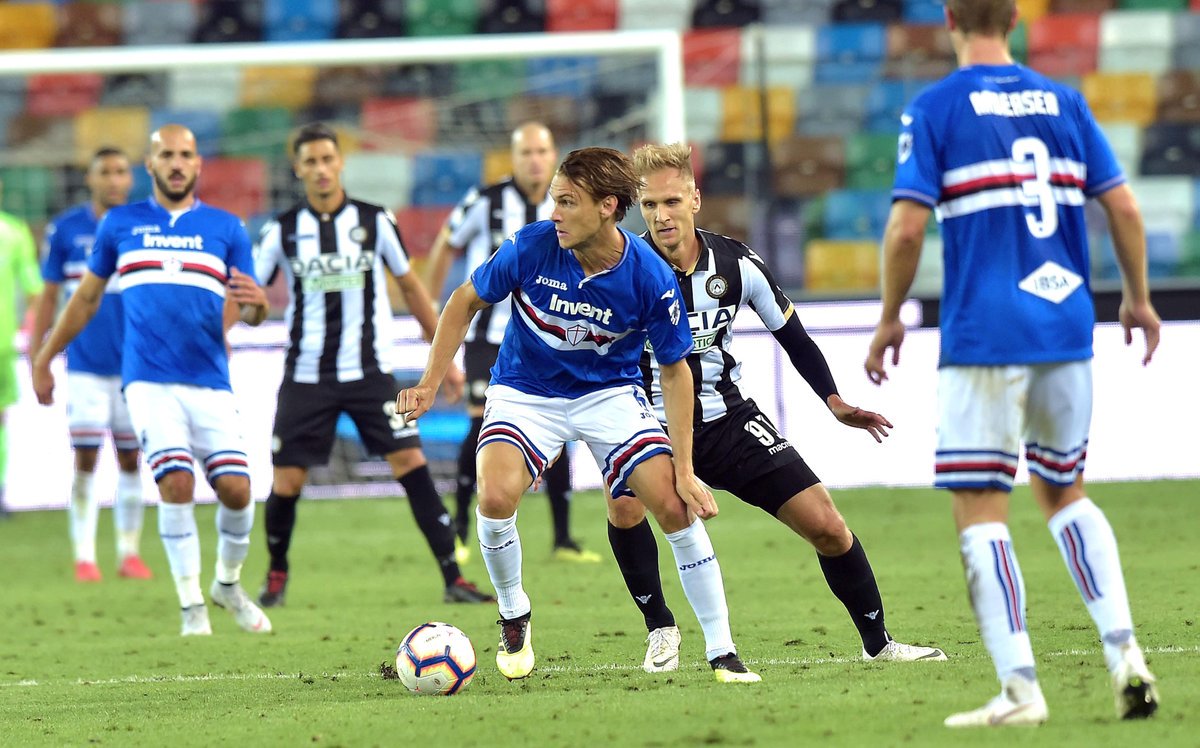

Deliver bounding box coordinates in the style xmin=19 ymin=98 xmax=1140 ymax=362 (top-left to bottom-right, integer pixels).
xmin=1099 ymin=10 xmax=1174 ymax=73
xmin=846 ymin=133 xmax=899 ymax=189
xmin=26 ymin=74 xmax=103 ymax=118
xmin=1083 ymin=72 xmax=1158 ymax=126
xmin=74 ymin=107 xmax=150 ymax=165
xmin=193 ymin=0 xmax=264 ymax=44
xmin=151 ymin=108 xmax=222 ymax=156
xmin=740 ymin=26 xmax=817 ymax=89
xmin=833 ymin=0 xmax=904 ymax=23
xmin=771 ymin=136 xmax=846 ymax=197
xmin=0 ymin=165 xmax=54 ymax=222
xmin=720 ymin=86 xmax=796 ymax=143
xmin=264 ymin=0 xmax=337 ymax=42
xmin=815 ymin=23 xmax=887 ymax=84
xmin=410 ymin=151 xmax=483 ymax=207
xmin=617 ymin=0 xmax=693 ymax=30
xmin=683 ymin=28 xmax=743 ymax=86
xmin=1028 ymin=12 xmax=1100 ymax=76
xmin=822 ymin=188 xmax=892 ymax=239
xmin=336 ymin=0 xmax=406 ymax=38
xmin=404 ymin=0 xmax=479 ymax=37
xmin=546 ymin=0 xmax=617 ymax=32
xmin=122 ymin=1 xmax=197 ymax=46
xmin=1139 ymin=123 xmax=1200 ymax=175
xmin=362 ymin=97 xmax=439 ymax=150
xmin=343 ymin=151 xmax=415 ymax=209
xmin=100 ymin=73 xmax=168 ymax=109
xmin=196 ymin=157 xmax=268 ymax=218
xmin=479 ymin=0 xmax=546 ymax=34
xmin=803 ymin=239 xmax=880 ymax=290
xmin=693 ymin=0 xmax=762 ymax=27
xmin=0 ymin=3 xmax=57 ymax=50
xmin=167 ymin=66 xmax=242 ymax=114
xmin=55 ymin=2 xmax=123 ymax=48
xmin=240 ymin=66 xmax=317 ymax=109
xmin=222 ymin=107 xmax=293 ymax=160
xmin=701 ymin=141 xmax=765 ymax=196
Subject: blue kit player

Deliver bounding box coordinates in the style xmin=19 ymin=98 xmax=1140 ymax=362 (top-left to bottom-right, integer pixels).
xmin=29 ymin=147 xmax=151 ymax=583
xmin=399 ymin=147 xmax=760 ymax=684
xmin=865 ymin=0 xmax=1161 ymax=727
xmin=34 ymin=125 xmax=273 ymax=637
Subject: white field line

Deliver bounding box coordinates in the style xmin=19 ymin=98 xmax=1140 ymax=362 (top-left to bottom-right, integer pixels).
xmin=1 ymin=645 xmax=1195 ymax=689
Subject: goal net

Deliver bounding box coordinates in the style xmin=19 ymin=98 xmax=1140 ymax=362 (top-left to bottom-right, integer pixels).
xmin=2 ymin=32 xmax=681 ymax=509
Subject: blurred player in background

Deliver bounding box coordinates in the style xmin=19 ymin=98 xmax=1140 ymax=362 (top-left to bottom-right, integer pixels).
xmin=865 ymin=0 xmax=1161 ymax=727
xmin=426 ymin=122 xmax=599 ymax=564
xmin=399 ymin=147 xmax=760 ymax=683
xmin=28 ymin=147 xmax=151 ymax=582
xmin=608 ymin=143 xmax=945 ymax=673
xmin=33 ymin=125 xmax=273 ymax=637
xmin=0 ymin=178 xmax=44 ymax=520
xmin=254 ymin=123 xmax=493 ymax=608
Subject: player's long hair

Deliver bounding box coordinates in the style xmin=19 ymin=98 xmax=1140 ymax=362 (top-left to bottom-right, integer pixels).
xmin=556 ymin=147 xmax=639 ymax=222
xmin=946 ymin=0 xmax=1016 ymax=36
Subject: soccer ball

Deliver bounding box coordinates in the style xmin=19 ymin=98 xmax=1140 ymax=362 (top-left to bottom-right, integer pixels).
xmin=395 ymin=622 xmax=477 ymax=696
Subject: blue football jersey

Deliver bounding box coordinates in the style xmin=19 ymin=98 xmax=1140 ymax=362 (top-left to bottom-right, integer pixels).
xmin=893 ymin=64 xmax=1124 ymax=366
xmin=89 ymin=198 xmax=254 ymax=391
xmin=470 ymin=221 xmax=693 ymax=399
xmin=42 ymin=203 xmax=123 ymax=376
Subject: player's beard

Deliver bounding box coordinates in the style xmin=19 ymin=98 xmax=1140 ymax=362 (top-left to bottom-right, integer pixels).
xmin=154 ymin=170 xmax=196 ymax=202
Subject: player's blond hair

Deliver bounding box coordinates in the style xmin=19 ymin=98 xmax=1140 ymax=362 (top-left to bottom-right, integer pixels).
xmin=631 ymin=143 xmax=696 ymax=187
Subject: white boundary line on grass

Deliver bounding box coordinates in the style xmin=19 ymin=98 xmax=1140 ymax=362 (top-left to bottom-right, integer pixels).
xmin=2 ymin=645 xmax=1195 ymax=689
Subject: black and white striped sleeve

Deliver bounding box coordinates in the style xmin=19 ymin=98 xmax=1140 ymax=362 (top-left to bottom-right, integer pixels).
xmin=253 ymin=219 xmax=283 ymax=285
xmin=446 ymin=186 xmax=486 ymax=250
xmin=739 ymin=247 xmax=793 ymax=332
xmin=378 ymin=209 xmax=412 ymax=277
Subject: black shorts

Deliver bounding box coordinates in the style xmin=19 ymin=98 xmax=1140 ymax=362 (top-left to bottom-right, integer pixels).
xmin=464 ymin=340 xmax=500 ymax=409
xmin=692 ymin=400 xmax=820 ymax=516
xmin=272 ymin=371 xmax=420 ymax=467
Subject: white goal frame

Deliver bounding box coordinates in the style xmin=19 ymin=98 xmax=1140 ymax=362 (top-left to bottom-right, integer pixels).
xmin=0 ymin=31 xmax=685 ymax=142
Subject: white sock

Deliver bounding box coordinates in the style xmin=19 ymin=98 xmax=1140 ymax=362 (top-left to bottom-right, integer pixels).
xmin=476 ymin=507 xmax=529 ymax=620
xmin=664 ymin=518 xmax=734 ymax=661
xmin=158 ymin=502 xmax=203 ymax=607
xmin=69 ymin=471 xmax=99 ymax=563
xmin=1048 ymin=497 xmax=1135 ymax=673
xmin=959 ymin=522 xmax=1037 ymax=682
xmin=215 ymin=504 xmax=254 ymax=585
xmin=114 ymin=470 xmax=144 ymax=559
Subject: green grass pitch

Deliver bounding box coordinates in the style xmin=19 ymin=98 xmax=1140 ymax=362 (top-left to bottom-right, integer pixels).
xmin=1 ymin=480 xmax=1195 ymax=746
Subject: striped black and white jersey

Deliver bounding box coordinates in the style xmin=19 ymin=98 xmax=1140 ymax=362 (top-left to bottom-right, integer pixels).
xmin=641 ymin=228 xmax=793 ymax=424
xmin=255 ymin=197 xmax=411 ymax=384
xmin=447 ymin=178 xmax=553 ymax=345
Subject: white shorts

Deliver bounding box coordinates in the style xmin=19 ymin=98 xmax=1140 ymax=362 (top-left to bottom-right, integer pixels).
xmin=65 ymin=372 xmax=137 ymax=451
xmin=478 ymin=384 xmax=671 ymax=499
xmin=124 ymin=381 xmax=250 ymax=486
xmin=936 ymin=361 xmax=1092 ymax=492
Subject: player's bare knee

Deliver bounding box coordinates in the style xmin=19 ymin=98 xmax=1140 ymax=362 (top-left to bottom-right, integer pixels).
xmin=75 ymin=448 xmax=99 ymax=473
xmin=607 ymin=496 xmax=646 ymax=528
xmin=213 ymin=475 xmax=252 ymax=510
xmin=272 ymin=466 xmax=307 ymax=496
xmin=156 ymin=470 xmax=194 ymax=504
xmin=116 ymin=449 xmax=139 ymax=473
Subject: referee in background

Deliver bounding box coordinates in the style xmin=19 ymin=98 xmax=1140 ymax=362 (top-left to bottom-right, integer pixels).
xmin=254 ymin=123 xmax=494 ymax=607
xmin=425 ymin=122 xmax=599 ymax=564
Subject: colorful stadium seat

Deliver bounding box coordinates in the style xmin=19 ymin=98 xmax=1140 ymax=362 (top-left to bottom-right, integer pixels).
xmin=833 ymin=0 xmax=903 ymax=23
xmin=0 ymin=165 xmax=54 ymax=222
xmin=796 ymin=83 xmax=871 ymax=136
xmin=803 ymin=239 xmax=880 ymax=291
xmin=362 ymin=97 xmax=438 ymax=150
xmin=222 ymin=106 xmax=293 ymax=160
xmin=885 ymin=23 xmax=955 ymax=80
xmin=1139 ymin=124 xmax=1200 ymax=176
xmin=1083 ymin=72 xmax=1158 ymax=126
xmin=240 ymin=66 xmax=317 ymax=109
xmin=26 ymin=74 xmax=103 ymax=117
xmin=720 ymin=86 xmax=797 ymax=143
xmin=404 ymin=0 xmax=478 ymax=37
xmin=100 ymin=73 xmax=168 ymax=109
xmin=168 ymin=66 xmax=242 ymax=114
xmin=546 ymin=0 xmax=617 ymax=31
xmin=740 ymin=26 xmax=817 ymax=88
xmin=343 ymin=151 xmax=415 ymax=210
xmin=1028 ymin=12 xmax=1100 ymax=76
xmin=771 ymin=135 xmax=846 ymax=197
xmin=411 ymin=151 xmax=483 ymax=207
xmin=685 ymin=87 xmax=724 ymax=143
xmin=150 ymin=108 xmax=222 ymax=156
xmin=822 ymin=188 xmax=891 ymax=239
xmin=762 ymin=0 xmax=834 ymax=23
xmin=1156 ymin=70 xmax=1200 ymax=124
xmin=196 ymin=157 xmax=268 ymax=219
xmin=479 ymin=0 xmax=546 ymax=33
xmin=74 ymin=106 xmax=150 ymax=165
xmin=336 ymin=0 xmax=406 ymax=38
xmin=265 ymin=0 xmax=337 ymax=42
xmin=395 ymin=205 xmax=455 ymax=258
xmin=815 ymin=23 xmax=887 ymax=84
xmin=683 ymin=28 xmax=743 ymax=86
xmin=525 ymin=56 xmax=599 ymax=98
xmin=122 ymin=0 xmax=197 ymax=46
xmin=313 ymin=67 xmax=385 ymax=108
xmin=701 ymin=141 xmax=764 ymax=196
xmin=617 ymin=0 xmax=693 ymax=30
xmin=1099 ymin=10 xmax=1174 ymax=73
xmin=846 ymin=132 xmax=899 ymax=190
xmin=55 ymin=2 xmax=123 ymax=47
xmin=0 ymin=3 xmax=56 ymax=50
xmin=693 ymin=0 xmax=762 ymax=27
xmin=193 ymin=0 xmax=263 ymax=43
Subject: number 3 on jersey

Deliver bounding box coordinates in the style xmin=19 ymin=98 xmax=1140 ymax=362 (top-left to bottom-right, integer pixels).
xmin=1012 ymin=136 xmax=1058 ymax=239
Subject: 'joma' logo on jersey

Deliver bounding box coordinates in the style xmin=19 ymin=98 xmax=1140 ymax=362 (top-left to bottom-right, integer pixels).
xmin=143 ymin=234 xmax=204 ymax=249
xmin=536 ymin=275 xmax=568 ymax=291
xmin=549 ymin=293 xmax=613 ymax=325
xmin=288 ymin=252 xmax=376 ymax=277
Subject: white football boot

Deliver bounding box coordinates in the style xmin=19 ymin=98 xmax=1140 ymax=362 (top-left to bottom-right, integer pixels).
xmin=944 ymin=675 xmax=1049 ymax=727
xmin=643 ymin=626 xmax=682 ymax=673
xmin=180 ymin=604 xmax=212 ymax=637
xmin=210 ymin=580 xmax=273 ymax=633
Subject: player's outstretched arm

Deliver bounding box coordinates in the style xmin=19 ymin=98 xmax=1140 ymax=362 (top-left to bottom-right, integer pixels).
xmin=423 ymin=226 xmax=457 ymax=302
xmin=1097 ymin=184 xmax=1161 ymax=365
xmin=658 ymin=359 xmax=717 ymax=519
xmin=826 ymin=394 xmax=893 ymax=443
xmin=866 ymin=200 xmax=931 ymax=385
xmin=397 ymin=279 xmax=489 ymax=420
xmin=32 ymin=272 xmax=106 ymax=405
xmin=396 ymin=268 xmax=465 ymax=403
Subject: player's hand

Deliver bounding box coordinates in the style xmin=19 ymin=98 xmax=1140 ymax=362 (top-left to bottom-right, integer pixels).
xmin=441 ymin=363 xmax=465 ymax=404
xmin=396 ymin=383 xmax=436 ymax=421
xmin=1118 ymin=298 xmax=1161 ymax=366
xmin=865 ymin=319 xmax=906 ymax=385
xmin=32 ymin=362 xmax=55 ymax=406
xmin=827 ymin=394 xmax=892 ymax=443
xmin=226 ymin=267 xmax=266 ymax=306
xmin=675 ymin=470 xmax=718 ymax=519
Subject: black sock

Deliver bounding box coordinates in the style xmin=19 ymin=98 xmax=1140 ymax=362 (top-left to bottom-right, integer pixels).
xmin=607 ymin=519 xmax=676 ymax=631
xmin=264 ymin=490 xmax=300 ymax=573
xmin=454 ymin=417 xmax=483 ymax=540
xmin=544 ymin=451 xmax=572 ymax=546
xmin=818 ymin=533 xmax=889 ymax=656
xmin=399 ymin=465 xmax=460 ymax=587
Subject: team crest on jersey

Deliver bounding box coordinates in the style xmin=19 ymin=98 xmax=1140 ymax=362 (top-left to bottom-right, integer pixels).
xmin=162 ymin=256 xmax=183 ymax=275
xmin=349 ymin=226 xmax=368 ymax=244
xmin=898 ymin=132 xmax=913 ymax=164
xmin=565 ymin=323 xmax=589 ymax=346
xmin=668 ymin=299 xmax=681 ymax=326
xmin=705 ymin=275 xmax=728 ymax=299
